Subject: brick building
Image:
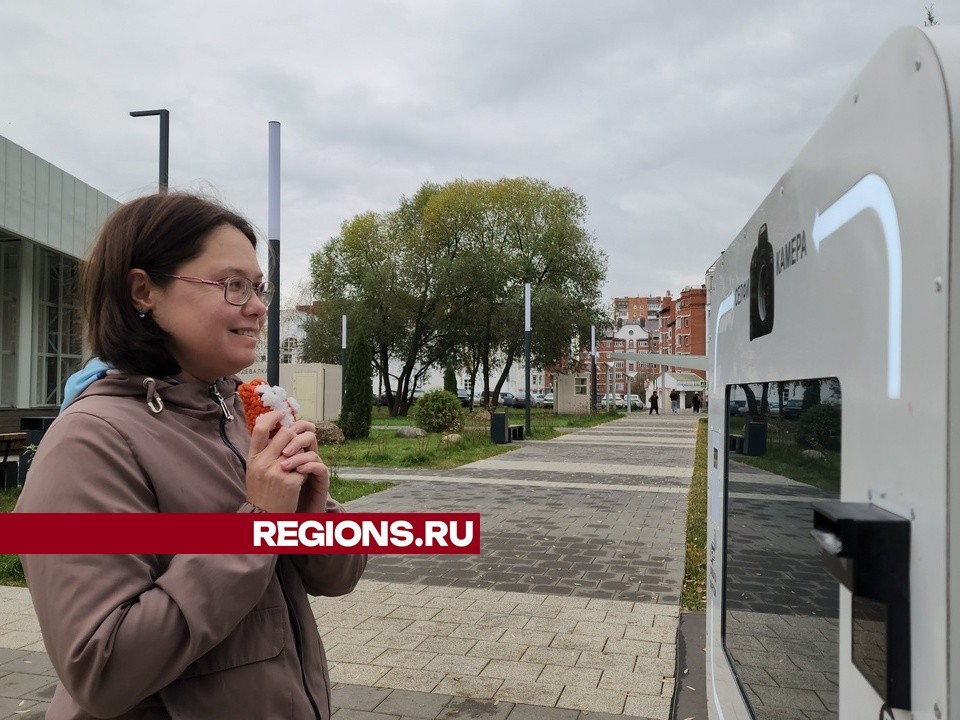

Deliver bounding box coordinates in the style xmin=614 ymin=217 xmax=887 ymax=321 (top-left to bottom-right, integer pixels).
xmin=657 ymin=286 xmax=707 ymax=379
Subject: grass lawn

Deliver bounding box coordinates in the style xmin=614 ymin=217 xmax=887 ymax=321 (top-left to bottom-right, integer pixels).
xmin=681 ymin=418 xmax=708 ymax=611
xmin=727 ymin=415 xmax=840 ymax=492
xmin=327 ymin=408 xmax=623 ymax=470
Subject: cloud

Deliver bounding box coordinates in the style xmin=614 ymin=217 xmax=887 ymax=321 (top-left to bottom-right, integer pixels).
xmin=0 ymin=0 xmax=949 ymax=306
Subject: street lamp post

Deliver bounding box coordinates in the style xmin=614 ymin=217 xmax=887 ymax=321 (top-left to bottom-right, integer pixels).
xmin=524 ymin=283 xmax=532 ymax=437
xmin=626 ymin=371 xmax=638 ymax=414
xmin=604 ymin=361 xmax=616 ymax=412
xmin=129 ymin=109 xmax=169 ymax=193
xmin=341 ymin=315 xmax=348 ymax=408
xmin=590 ymin=325 xmax=597 ymax=414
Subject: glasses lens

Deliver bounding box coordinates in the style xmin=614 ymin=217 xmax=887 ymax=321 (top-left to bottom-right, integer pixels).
xmin=224 ymin=277 xmax=251 ymax=305
xmin=257 ymin=282 xmax=276 ymax=306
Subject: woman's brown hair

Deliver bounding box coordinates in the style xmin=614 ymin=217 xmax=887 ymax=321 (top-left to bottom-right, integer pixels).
xmin=82 ymin=193 xmax=258 ymax=377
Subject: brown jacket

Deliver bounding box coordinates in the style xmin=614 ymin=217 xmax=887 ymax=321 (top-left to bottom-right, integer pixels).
xmin=15 ymin=374 xmax=366 ymax=719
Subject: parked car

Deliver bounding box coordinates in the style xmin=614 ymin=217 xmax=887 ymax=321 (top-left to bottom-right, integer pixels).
xmin=542 ymin=392 xmax=555 ymax=408
xmin=457 ymin=389 xmax=471 ymax=407
xmin=625 ymin=394 xmax=644 ymax=409
xmin=512 ymin=392 xmax=528 ymax=407
xmin=781 ymin=399 xmax=804 ymax=419
xmin=597 ymin=393 xmax=624 ymax=409
xmin=532 ymin=393 xmax=546 ymax=408
xmin=728 ymin=400 xmax=747 ymax=415
xmin=499 ymin=392 xmax=515 ymax=407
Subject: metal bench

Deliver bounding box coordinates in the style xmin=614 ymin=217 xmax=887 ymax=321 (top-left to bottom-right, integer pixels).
xmin=0 ymin=432 xmax=27 ymax=484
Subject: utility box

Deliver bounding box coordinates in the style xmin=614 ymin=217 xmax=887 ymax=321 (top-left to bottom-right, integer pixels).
xmin=706 ymin=26 xmax=960 ymax=720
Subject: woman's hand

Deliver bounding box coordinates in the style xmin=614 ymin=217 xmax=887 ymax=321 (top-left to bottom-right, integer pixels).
xmin=244 ymin=411 xmax=307 ymax=513
xmin=279 ymin=420 xmax=330 ymax=514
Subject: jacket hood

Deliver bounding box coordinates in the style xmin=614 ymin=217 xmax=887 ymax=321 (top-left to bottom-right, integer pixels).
xmin=69 ymin=372 xmax=242 ymax=419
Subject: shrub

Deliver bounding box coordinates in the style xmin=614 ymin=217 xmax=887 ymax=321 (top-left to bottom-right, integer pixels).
xmin=413 ymin=390 xmax=464 ymax=433
xmin=795 ymin=403 xmax=841 ymax=451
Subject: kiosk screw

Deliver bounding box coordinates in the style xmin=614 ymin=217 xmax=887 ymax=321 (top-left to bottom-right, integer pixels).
xmin=916 ymin=57 xmax=923 ymax=71
xmin=936 ymin=277 xmax=943 ymax=291
xmin=935 ymin=703 xmax=942 ymax=718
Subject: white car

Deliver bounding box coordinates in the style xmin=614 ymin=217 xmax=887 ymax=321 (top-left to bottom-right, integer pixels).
xmin=597 ymin=393 xmax=625 ymax=409
xmin=625 ymin=394 xmax=644 ymax=409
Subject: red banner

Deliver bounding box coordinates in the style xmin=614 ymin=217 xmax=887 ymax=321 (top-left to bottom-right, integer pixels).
xmin=0 ymin=513 xmax=480 ymax=554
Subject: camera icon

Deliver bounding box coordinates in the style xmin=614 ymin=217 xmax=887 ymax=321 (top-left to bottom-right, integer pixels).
xmin=749 ymin=224 xmax=774 ymax=340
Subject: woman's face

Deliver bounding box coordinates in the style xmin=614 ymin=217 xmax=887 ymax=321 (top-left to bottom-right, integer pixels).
xmin=149 ymin=224 xmax=267 ymax=383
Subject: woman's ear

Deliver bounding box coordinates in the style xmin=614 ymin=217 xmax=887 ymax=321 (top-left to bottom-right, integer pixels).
xmin=128 ymin=269 xmax=156 ymax=314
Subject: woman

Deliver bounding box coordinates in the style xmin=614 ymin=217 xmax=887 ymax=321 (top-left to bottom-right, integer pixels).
xmin=16 ymin=193 xmax=366 ymax=719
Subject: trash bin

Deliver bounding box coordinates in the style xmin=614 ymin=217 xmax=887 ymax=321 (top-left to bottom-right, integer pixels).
xmin=21 ymin=416 xmax=56 ymax=447
xmin=742 ymin=419 xmax=767 ymax=456
xmin=490 ymin=410 xmax=510 ymax=444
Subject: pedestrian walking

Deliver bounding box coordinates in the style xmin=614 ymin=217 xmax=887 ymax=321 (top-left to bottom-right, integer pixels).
xmin=649 ymin=391 xmax=659 ymax=415
xmin=15 ymin=192 xmax=367 ymax=719
xmin=670 ymin=389 xmax=680 ymax=413
xmin=692 ymin=392 xmax=702 ymax=413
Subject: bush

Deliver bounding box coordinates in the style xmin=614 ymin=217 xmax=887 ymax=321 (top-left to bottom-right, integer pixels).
xmin=412 ymin=390 xmax=464 ymax=433
xmin=795 ymin=403 xmax=841 ymax=451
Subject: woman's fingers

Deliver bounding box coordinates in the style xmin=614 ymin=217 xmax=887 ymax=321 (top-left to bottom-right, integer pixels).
xmin=282 ymin=422 xmax=319 ymax=458
xmin=249 ymin=411 xmax=285 ymax=455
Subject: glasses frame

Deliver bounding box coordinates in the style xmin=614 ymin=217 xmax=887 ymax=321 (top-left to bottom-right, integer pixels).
xmin=157 ymin=274 xmax=275 ymax=307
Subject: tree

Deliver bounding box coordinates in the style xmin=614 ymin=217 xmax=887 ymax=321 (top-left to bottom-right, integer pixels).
xmin=443 ymin=365 xmax=458 ymax=393
xmin=925 ymin=5 xmax=938 ymax=26
xmin=338 ymin=326 xmax=372 ymax=439
xmin=305 ymin=177 xmax=607 ymax=415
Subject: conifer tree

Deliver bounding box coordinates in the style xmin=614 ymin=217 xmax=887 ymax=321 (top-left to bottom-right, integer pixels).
xmin=338 ymin=327 xmax=373 ymax=439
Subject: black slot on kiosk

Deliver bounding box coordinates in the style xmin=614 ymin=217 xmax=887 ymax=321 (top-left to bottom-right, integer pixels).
xmin=812 ymin=502 xmax=911 ymax=710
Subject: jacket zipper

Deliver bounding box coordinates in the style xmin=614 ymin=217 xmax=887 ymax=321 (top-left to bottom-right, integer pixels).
xmin=277 ymin=561 xmax=323 ymax=720
xmin=209 ymin=384 xmax=245 ymax=470
xmin=210 ymin=383 xmax=322 ymax=719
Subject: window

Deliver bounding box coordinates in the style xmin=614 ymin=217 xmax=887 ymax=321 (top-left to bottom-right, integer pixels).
xmin=574 ymin=377 xmax=587 ymax=395
xmin=281 ymin=336 xmax=299 ymax=364
xmin=0 ymin=241 xmax=20 ymax=407
xmin=35 ymin=249 xmax=82 ymax=406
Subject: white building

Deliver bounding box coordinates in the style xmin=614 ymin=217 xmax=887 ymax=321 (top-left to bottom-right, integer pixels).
xmin=0 ymin=135 xmax=119 ymax=432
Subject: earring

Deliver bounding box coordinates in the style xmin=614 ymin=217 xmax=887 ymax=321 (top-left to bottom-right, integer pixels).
xmin=138 ymin=311 xmax=146 ymax=319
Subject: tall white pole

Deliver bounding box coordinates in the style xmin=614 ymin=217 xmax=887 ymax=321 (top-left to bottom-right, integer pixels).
xmin=524 ymin=283 xmax=532 ymax=437
xmin=267 ymin=121 xmax=281 ymax=386
xmin=590 ymin=325 xmax=597 ymax=412
xmin=341 ymin=314 xmax=347 ymax=407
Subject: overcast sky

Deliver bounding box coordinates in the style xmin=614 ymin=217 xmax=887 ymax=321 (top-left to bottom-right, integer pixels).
xmin=2 ymin=1 xmax=952 ymax=306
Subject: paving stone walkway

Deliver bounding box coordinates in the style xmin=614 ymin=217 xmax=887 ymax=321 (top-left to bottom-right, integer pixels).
xmin=0 ymin=413 xmax=702 ymax=719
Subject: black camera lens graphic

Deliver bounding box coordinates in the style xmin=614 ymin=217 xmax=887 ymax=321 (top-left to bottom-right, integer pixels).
xmin=749 ymin=224 xmax=774 ymax=340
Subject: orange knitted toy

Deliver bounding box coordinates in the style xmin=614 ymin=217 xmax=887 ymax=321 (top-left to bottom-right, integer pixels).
xmin=238 ymin=379 xmax=300 ymax=436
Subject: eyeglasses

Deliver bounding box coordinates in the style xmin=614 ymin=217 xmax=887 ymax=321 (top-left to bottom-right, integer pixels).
xmin=158 ymin=274 xmax=276 ymax=307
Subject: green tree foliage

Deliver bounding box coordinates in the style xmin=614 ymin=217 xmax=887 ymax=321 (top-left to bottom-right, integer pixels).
xmin=443 ymin=365 xmax=458 ymax=393
xmin=413 ymin=390 xmax=464 ymax=433
xmin=307 ymin=178 xmax=607 ymax=415
xmin=338 ymin=326 xmax=373 ymax=440
xmin=795 ymin=403 xmax=841 ymax=452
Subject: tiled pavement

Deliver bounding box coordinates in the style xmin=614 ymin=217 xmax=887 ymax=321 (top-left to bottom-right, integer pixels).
xmin=0 ymin=413 xmax=702 ymax=719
